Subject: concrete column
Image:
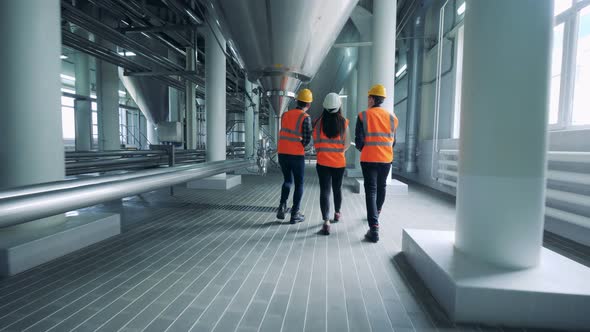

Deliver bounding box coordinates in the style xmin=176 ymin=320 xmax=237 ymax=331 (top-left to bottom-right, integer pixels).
xmin=168 ymin=50 xmax=180 ymax=123
xmin=346 ymin=69 xmax=358 ymax=168
xmin=96 ymin=43 xmax=120 ymax=151
xmin=455 ymin=0 xmax=553 ymax=269
xmin=0 ymin=0 xmax=64 ymax=189
xmin=74 ymin=31 xmax=92 ymax=151
xmin=205 ymin=24 xmax=226 ymax=162
xmin=372 ymin=0 xmax=397 ymax=111
xmin=245 ymin=80 xmax=255 ymax=158
xmin=356 ymin=46 xmax=371 ymax=171
xmin=186 ymin=47 xmax=197 ymax=149
xmin=372 ymin=0 xmax=396 ymax=184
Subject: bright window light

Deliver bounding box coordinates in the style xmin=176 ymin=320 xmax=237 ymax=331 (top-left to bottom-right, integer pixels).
xmin=395 ymin=64 xmax=407 ymax=78
xmin=61 ymin=87 xmax=76 ymax=94
xmin=119 ymin=90 xmax=127 ymax=96
xmin=60 ymin=55 xmax=68 ymax=60
xmin=118 ymin=51 xmax=136 ymax=56
xmin=60 ymin=74 xmax=75 ymax=82
xmin=457 ymin=2 xmax=466 ymax=15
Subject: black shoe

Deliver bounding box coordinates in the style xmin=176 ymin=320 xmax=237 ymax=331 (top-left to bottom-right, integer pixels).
xmin=321 ymin=223 xmax=330 ymax=235
xmin=333 ymin=212 xmax=341 ymax=223
xmin=365 ymin=227 xmax=379 ymax=243
xmin=276 ymin=203 xmax=287 ymax=220
xmin=290 ymin=211 xmax=305 ymax=224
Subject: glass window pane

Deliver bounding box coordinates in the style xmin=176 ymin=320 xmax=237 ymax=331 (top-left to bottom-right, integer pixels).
xmin=91 ymin=102 xmax=97 ymax=111
xmin=550 ymin=24 xmax=565 ymax=125
xmin=92 ymin=111 xmax=97 ymax=126
xmin=572 ymin=6 xmax=590 ymax=125
xmin=554 ymin=0 xmax=572 ymax=16
xmin=62 ymin=107 xmax=75 ymax=139
xmin=61 ymin=96 xmax=74 ymax=108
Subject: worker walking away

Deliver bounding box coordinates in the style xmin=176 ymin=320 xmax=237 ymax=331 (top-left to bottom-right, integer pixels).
xmin=276 ymin=88 xmax=313 ymax=224
xmin=313 ymin=93 xmax=350 ymax=235
xmin=355 ymin=84 xmax=398 ymax=243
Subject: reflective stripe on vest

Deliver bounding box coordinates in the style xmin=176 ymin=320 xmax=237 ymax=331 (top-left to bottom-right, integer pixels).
xmin=313 ymin=119 xmax=348 ymax=168
xmin=360 ymin=107 xmax=397 ymax=163
xmin=277 ymin=109 xmax=308 ymax=155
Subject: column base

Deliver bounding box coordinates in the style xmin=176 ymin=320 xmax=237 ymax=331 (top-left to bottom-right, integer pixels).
xmin=187 ymin=174 xmax=242 ymax=190
xmin=0 ymin=212 xmax=120 ymax=277
xmin=351 ymin=178 xmax=408 ymax=195
xmin=401 ymin=229 xmax=590 ymax=330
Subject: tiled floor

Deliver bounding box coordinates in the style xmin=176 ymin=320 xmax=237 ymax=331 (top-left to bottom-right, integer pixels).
xmin=0 ymin=166 xmax=583 ymax=332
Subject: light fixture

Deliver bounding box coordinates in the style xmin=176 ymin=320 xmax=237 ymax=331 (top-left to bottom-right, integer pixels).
xmin=457 ymin=2 xmax=466 ymax=15
xmin=118 ymin=51 xmax=136 ymax=56
xmin=60 ymin=74 xmax=76 ymax=81
xmin=60 ymin=55 xmax=68 ymax=60
xmin=395 ymin=64 xmax=407 ymax=78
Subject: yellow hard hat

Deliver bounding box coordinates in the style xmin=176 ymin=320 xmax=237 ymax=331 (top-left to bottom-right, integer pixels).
xmin=368 ymin=84 xmax=387 ymax=98
xmin=296 ymin=88 xmax=313 ymax=103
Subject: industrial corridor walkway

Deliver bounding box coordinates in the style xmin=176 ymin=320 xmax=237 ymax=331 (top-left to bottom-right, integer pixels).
xmin=0 ymin=166 xmax=580 ymax=332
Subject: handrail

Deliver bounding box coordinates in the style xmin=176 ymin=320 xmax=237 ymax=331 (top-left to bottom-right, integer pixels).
xmin=0 ymin=159 xmax=253 ymax=228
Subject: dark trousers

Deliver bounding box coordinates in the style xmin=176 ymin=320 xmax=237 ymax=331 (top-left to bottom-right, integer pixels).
xmin=316 ymin=164 xmax=345 ymax=221
xmin=361 ymin=162 xmax=392 ymax=228
xmin=279 ymin=154 xmax=305 ymax=213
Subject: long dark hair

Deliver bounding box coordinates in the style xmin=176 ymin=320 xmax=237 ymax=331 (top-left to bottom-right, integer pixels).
xmin=314 ymin=109 xmax=346 ymax=139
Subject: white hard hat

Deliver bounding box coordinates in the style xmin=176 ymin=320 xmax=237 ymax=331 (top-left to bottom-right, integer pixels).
xmin=322 ymin=92 xmax=342 ymax=113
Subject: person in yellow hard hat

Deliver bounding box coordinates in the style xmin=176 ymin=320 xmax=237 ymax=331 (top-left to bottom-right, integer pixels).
xmin=276 ymin=88 xmax=313 ymax=224
xmin=355 ymin=84 xmax=399 ymax=242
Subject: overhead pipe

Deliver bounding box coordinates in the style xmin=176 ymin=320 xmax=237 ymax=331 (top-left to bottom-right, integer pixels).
xmin=62 ymin=30 xmax=186 ymax=91
xmin=61 ymin=1 xmax=201 ymax=86
xmin=0 ymin=159 xmax=252 ymax=228
xmin=404 ymin=1 xmax=430 ymax=173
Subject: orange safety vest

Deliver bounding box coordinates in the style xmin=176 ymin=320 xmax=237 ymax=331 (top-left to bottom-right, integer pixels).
xmin=313 ymin=119 xmax=349 ymax=168
xmin=359 ymin=107 xmax=398 ymax=163
xmin=277 ymin=109 xmax=309 ymax=156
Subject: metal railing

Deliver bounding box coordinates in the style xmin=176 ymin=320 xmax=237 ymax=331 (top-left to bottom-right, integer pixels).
xmin=0 ymin=159 xmax=253 ymax=228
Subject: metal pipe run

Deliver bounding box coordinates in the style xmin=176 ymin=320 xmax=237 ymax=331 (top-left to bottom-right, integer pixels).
xmin=0 ymin=159 xmax=253 ymax=228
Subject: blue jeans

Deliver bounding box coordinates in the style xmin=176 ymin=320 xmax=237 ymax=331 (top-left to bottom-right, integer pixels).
xmin=361 ymin=162 xmax=392 ymax=228
xmin=279 ymin=154 xmax=305 ymax=213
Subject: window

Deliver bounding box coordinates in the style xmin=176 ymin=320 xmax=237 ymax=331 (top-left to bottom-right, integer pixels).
xmin=551 ymin=1 xmax=590 ymax=129
xmin=572 ymin=5 xmax=590 ymax=125
xmin=61 ymin=96 xmax=75 ymax=140
xmin=550 ymin=24 xmax=565 ymax=125
xmin=452 ymin=25 xmax=464 ymax=139
xmin=555 ymin=0 xmax=573 ymax=16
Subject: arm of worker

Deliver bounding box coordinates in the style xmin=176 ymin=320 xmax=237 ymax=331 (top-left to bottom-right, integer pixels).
xmin=355 ymin=115 xmax=365 ymax=151
xmin=344 ymin=126 xmax=351 ymax=151
xmin=301 ymin=116 xmax=313 ymax=148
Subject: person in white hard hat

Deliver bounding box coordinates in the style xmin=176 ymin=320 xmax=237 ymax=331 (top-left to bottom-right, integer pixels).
xmin=312 ymin=92 xmax=351 ymax=235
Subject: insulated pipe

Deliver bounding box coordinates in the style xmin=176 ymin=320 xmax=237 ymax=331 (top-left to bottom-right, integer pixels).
xmin=253 ymin=84 xmax=260 ymax=149
xmin=345 ymin=69 xmax=359 ymax=168
xmin=0 ymin=160 xmax=252 ymax=228
xmin=186 ymin=46 xmax=197 ymax=149
xmin=205 ymin=22 xmax=227 ymax=163
xmin=404 ymin=13 xmax=425 ymax=173
xmin=0 ymin=0 xmax=65 ymax=190
xmin=454 ymin=0 xmax=553 ymax=269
